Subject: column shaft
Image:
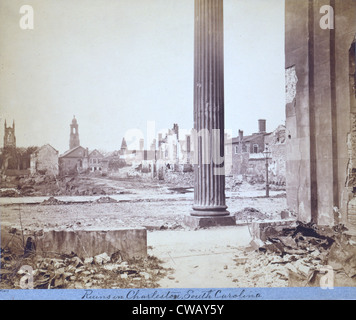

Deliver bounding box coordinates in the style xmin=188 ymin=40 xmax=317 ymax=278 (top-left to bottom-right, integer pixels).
xmin=192 ymin=0 xmax=228 ymax=216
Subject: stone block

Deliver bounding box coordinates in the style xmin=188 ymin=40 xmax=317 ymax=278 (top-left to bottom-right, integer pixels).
xmin=36 ymin=228 xmax=147 ymax=259
xmin=249 ymin=239 xmax=265 ymax=251
xmin=183 ymin=215 xmax=236 ymax=229
xmin=1 ymin=226 xmax=147 ymax=260
xmin=251 ymin=219 xmax=296 ymax=241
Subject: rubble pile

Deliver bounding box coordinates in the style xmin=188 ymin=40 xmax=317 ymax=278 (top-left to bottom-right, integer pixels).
xmin=0 ymin=248 xmax=168 ymax=289
xmin=225 ymin=176 xmax=243 ymax=192
xmin=60 ymin=176 xmax=118 ymax=196
xmin=41 ymin=197 xmax=67 ymax=205
xmin=0 ymin=188 xmax=20 ymax=197
xmin=251 ymin=221 xmax=356 ymax=287
xmin=162 ymin=172 xmax=194 ymax=187
xmin=167 ymin=187 xmax=193 ymax=194
xmin=234 ymin=207 xmax=272 ymax=222
xmin=95 ymin=196 xmax=118 ymax=204
xmin=0 ymin=175 xmax=123 ymax=197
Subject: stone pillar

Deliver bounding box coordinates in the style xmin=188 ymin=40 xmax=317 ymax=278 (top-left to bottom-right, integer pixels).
xmin=184 ymin=0 xmax=235 ymax=228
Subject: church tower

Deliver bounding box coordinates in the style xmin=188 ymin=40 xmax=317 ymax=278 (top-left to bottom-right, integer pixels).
xmin=120 ymin=137 xmax=127 ymax=155
xmin=69 ymin=116 xmax=80 ymax=150
xmin=4 ymin=120 xmax=16 ymax=148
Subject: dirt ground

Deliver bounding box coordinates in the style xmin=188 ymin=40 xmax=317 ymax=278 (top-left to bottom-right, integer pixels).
xmin=148 ymin=227 xmax=290 ymax=288
xmin=0 ymin=174 xmax=298 ymax=289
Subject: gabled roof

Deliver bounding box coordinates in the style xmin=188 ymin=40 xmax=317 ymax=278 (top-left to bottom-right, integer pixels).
xmin=38 ymin=144 xmax=58 ymax=153
xmin=59 ymin=145 xmax=87 ymax=158
xmin=89 ymin=149 xmax=104 ymax=158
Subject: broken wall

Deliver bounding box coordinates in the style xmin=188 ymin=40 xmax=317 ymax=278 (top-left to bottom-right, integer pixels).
xmin=31 ymin=145 xmax=59 ymax=176
xmin=285 ymin=0 xmax=356 ymax=230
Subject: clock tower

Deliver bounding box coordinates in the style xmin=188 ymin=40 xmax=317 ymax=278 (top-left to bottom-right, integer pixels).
xmin=70 ymin=116 xmax=80 ymax=150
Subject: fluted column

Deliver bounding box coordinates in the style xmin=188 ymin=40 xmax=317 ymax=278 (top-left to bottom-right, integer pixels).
xmin=191 ymin=0 xmax=228 ymax=217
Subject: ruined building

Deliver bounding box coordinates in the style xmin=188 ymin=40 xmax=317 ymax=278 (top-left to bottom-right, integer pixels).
xmin=88 ymin=149 xmax=104 ymax=172
xmin=227 ymin=120 xmax=286 ymax=185
xmin=30 ymin=144 xmax=59 ymax=176
xmin=3 ymin=120 xmax=16 ymax=149
xmin=285 ymin=0 xmax=356 ymax=231
xmin=0 ymin=120 xmax=33 ymax=174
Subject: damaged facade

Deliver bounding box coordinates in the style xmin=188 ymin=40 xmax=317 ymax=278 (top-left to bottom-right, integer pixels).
xmin=0 ymin=121 xmax=34 ymax=176
xmin=88 ymin=149 xmax=104 ymax=172
xmin=59 ymin=146 xmax=89 ymax=175
xmin=285 ymin=0 xmax=356 ymax=230
xmin=227 ymin=120 xmax=286 ymax=185
xmin=30 ymin=144 xmax=59 ymax=176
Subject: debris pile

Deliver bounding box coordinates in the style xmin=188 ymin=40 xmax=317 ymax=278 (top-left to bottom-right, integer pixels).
xmin=0 ymin=188 xmax=20 ymax=197
xmin=41 ymin=197 xmax=67 ymax=205
xmin=1 ymin=175 xmax=121 ymax=197
xmin=162 ymin=172 xmax=194 ymax=187
xmin=95 ymin=196 xmax=118 ymax=204
xmin=234 ymin=207 xmax=272 ymax=222
xmin=144 ymin=222 xmax=184 ymax=231
xmin=225 ymin=176 xmax=243 ymax=191
xmin=0 ymin=248 xmax=168 ymax=289
xmin=167 ymin=187 xmax=193 ymax=194
xmin=250 ymin=221 xmax=356 ymax=287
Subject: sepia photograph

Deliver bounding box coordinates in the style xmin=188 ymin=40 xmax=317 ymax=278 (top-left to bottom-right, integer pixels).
xmin=0 ymin=0 xmax=355 ymax=302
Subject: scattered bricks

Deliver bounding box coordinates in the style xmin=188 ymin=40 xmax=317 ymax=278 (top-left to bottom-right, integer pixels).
xmin=288 ymin=270 xmax=309 ymax=287
xmin=140 ymin=272 xmax=150 ymax=280
xmin=277 ymin=236 xmax=298 ymax=249
xmin=294 ymin=261 xmax=311 ymax=277
xmin=84 ymin=257 xmax=94 ymax=265
xmin=286 ymin=263 xmax=298 ymax=274
xmin=94 ymin=252 xmax=111 ymax=265
xmin=264 ymin=241 xmax=285 ymax=255
xmin=249 ymin=239 xmax=265 ymax=251
xmin=327 ymin=240 xmax=356 ymax=277
xmin=71 ymin=256 xmax=84 ymax=268
xmin=234 ymin=257 xmax=248 ymax=265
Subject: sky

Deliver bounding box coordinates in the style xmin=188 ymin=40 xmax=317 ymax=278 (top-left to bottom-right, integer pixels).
xmin=0 ymin=0 xmax=285 ymax=154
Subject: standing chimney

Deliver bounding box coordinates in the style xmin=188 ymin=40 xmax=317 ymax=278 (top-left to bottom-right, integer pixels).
xmin=238 ymin=130 xmax=243 ymax=141
xmin=158 ymin=133 xmax=163 ymax=147
xmin=258 ymin=119 xmax=266 ymax=133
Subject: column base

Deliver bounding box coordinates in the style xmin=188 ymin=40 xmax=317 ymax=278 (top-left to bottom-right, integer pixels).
xmin=184 ymin=214 xmax=236 ymax=229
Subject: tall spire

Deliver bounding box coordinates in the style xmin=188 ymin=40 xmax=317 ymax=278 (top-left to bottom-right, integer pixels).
xmin=69 ymin=116 xmax=80 ymax=149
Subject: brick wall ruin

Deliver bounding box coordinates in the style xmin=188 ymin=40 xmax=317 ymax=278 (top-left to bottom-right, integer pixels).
xmin=285 ymin=0 xmax=356 ymax=230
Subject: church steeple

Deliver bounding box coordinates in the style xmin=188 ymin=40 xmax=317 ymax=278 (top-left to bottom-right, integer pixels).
xmin=3 ymin=119 xmax=16 ymax=148
xmin=69 ymin=116 xmax=80 ymax=150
